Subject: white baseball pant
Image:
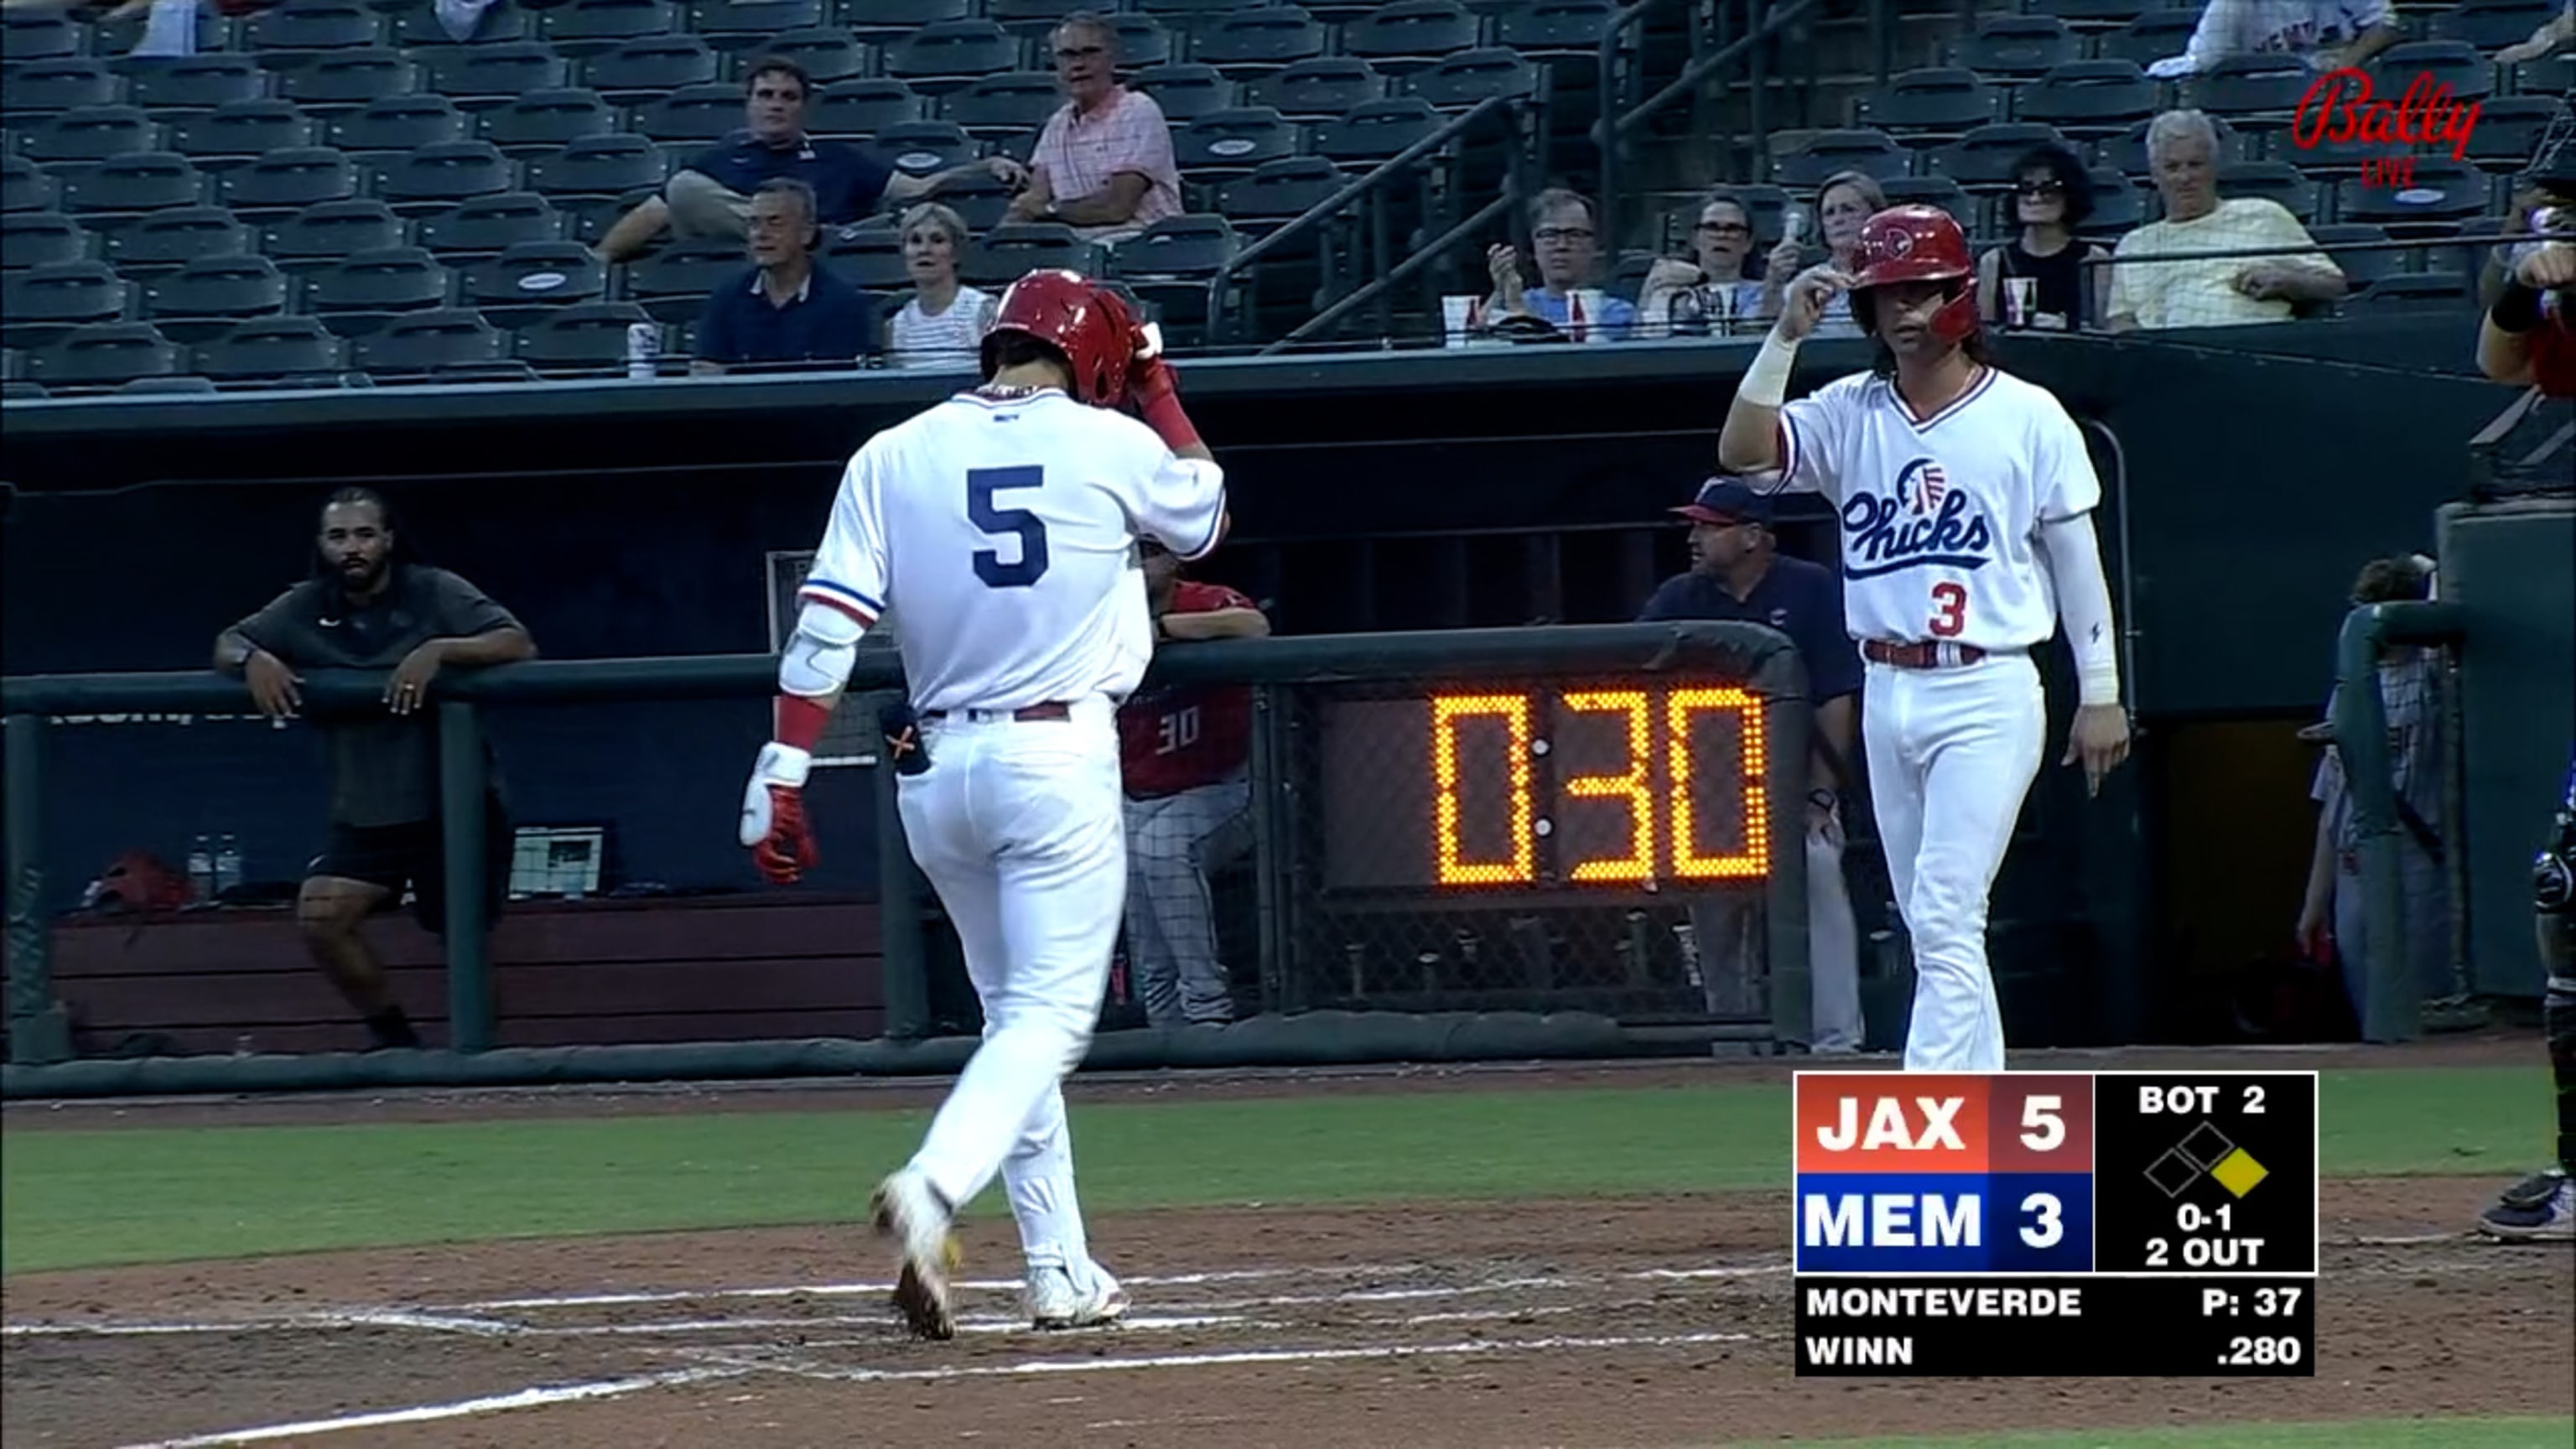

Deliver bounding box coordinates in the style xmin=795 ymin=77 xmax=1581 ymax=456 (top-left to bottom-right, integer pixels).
xmin=1863 ymin=653 xmax=2047 ymax=1072
xmin=1122 ymin=771 xmax=1251 ymax=1026
xmin=895 ymin=696 xmax=1124 ymax=1286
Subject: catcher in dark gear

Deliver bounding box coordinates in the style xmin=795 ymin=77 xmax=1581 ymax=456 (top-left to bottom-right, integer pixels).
xmin=2478 ymin=754 xmax=2576 ymax=1241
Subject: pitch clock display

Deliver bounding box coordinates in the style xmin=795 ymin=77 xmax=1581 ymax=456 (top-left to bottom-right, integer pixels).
xmin=1313 ymin=683 xmax=1776 ymax=892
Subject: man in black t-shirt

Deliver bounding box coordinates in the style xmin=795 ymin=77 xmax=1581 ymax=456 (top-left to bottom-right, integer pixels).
xmin=213 ymin=488 xmax=537 ymax=1050
xmin=594 ymin=56 xmax=1027 ymax=265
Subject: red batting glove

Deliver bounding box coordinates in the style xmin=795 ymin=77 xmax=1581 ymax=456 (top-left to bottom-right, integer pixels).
xmin=740 ymin=741 xmax=819 ymax=886
xmin=1128 ymin=340 xmax=1202 ymax=454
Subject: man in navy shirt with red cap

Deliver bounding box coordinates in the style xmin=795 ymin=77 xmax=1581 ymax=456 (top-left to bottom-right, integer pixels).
xmin=1641 ymin=475 xmax=1867 ymax=1052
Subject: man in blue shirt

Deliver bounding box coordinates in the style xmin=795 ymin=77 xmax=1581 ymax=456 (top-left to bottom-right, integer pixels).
xmin=692 ymin=179 xmax=877 ymax=374
xmin=1479 ymin=189 xmax=1642 ymax=341
xmin=1641 ymin=475 xmax=1867 ymax=1052
xmin=596 ymin=56 xmax=1026 ymax=265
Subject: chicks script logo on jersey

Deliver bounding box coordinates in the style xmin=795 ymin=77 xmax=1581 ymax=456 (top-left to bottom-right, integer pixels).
xmin=1841 ymin=458 xmax=1994 ymax=580
xmin=2289 ymin=70 xmax=2481 ymax=191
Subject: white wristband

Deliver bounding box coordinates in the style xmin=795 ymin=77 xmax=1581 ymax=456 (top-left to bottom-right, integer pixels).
xmin=1740 ymin=333 xmax=1799 ymax=408
xmin=754 ymin=740 xmax=813 ymax=789
xmin=2078 ymin=668 xmax=2122 ymax=709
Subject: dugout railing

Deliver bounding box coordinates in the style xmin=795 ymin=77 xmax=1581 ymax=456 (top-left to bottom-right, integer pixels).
xmin=1 ymin=621 xmax=1815 ymax=1094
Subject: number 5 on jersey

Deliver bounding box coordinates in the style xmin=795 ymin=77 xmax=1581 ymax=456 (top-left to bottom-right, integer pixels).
xmin=1929 ymin=581 xmax=1968 ymax=638
xmin=970 ymin=465 xmax=1048 ymax=588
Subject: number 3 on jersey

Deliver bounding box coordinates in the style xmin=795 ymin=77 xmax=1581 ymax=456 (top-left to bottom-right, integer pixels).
xmin=1928 ymin=581 xmax=1968 ymax=638
xmin=969 ymin=465 xmax=1049 ymax=588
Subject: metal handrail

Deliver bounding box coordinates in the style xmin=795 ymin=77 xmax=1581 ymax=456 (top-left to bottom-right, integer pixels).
xmin=1267 ymin=190 xmax=1522 ymax=353
xmin=1597 ymin=0 xmax=1821 ymax=251
xmin=1202 ymin=93 xmax=1526 ymax=346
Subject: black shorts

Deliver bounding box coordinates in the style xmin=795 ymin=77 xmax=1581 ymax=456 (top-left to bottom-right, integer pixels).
xmin=310 ymin=802 xmax=512 ymax=935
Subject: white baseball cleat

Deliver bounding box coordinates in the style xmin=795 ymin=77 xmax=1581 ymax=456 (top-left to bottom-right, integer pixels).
xmin=871 ymin=1169 xmax=961 ymax=1340
xmin=1026 ymin=1263 xmax=1130 ymax=1331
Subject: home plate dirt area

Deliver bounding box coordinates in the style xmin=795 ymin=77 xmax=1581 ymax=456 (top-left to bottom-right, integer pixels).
xmin=3 ymin=1180 xmax=2570 ymax=1449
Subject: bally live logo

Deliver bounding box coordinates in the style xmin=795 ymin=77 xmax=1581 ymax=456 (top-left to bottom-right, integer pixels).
xmin=2289 ymin=69 xmax=2482 ymax=190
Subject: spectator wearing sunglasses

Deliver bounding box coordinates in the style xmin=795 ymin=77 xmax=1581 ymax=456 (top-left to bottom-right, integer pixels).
xmin=1005 ymin=12 xmax=1182 ymax=243
xmin=1977 ymin=144 xmax=2112 ymax=332
xmin=1639 ymin=189 xmax=1772 ymax=337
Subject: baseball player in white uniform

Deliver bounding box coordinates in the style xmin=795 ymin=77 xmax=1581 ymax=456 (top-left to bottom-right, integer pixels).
xmin=738 ymin=269 xmax=1228 ymax=1339
xmin=1716 ymin=205 xmax=2132 ymax=1072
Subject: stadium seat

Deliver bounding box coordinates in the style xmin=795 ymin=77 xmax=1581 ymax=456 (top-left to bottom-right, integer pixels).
xmin=2184 ymin=55 xmax=2312 ymax=125
xmin=1214 ymin=155 xmax=1346 ymax=232
xmin=2334 ymin=158 xmax=2491 ymax=233
xmin=482 ymin=90 xmax=618 ymax=159
xmin=2348 ymin=270 xmax=2475 ymax=313
xmin=0 ymin=7 xmax=81 ymax=62
xmin=1952 ymin=17 xmax=2080 ymax=80
xmin=1928 ymin=122 xmax=2080 ymax=190
xmin=1 ymin=211 xmax=91 ymax=273
xmin=1771 ymin=128 xmax=1911 ymax=190
xmin=0 ymin=381 xmax=44 ymax=399
xmin=871 ymin=120 xmax=978 ymax=179
xmin=2463 ymin=97 xmax=2571 ymax=173
xmin=143 ymin=253 xmax=290 ymax=342
xmin=884 ymin=20 xmax=1018 ymax=96
xmin=1308 ymin=96 xmax=1442 ymax=165
xmin=628 ymin=235 xmax=746 ymax=320
xmin=2430 ymin=0 xmax=2563 ymax=51
xmin=280 ymin=49 xmax=423 ymax=111
xmin=1132 ymin=64 xmax=1235 ymax=123
xmin=374 ymin=140 xmax=514 ymax=215
xmin=761 ymin=28 xmax=872 ymax=86
xmin=62 ymin=152 xmax=205 ymax=217
xmin=424 ymin=41 xmax=569 ymax=112
xmin=1852 ymin=68 xmax=2001 ymax=145
xmin=822 ymin=225 xmax=909 ymax=291
xmin=840 ymin=0 xmax=975 ymax=44
xmin=193 ymin=314 xmax=351 ymax=384
xmin=2366 ymin=40 xmax=2493 ymax=103
xmin=945 ymin=73 xmax=1067 ymax=140
xmin=513 ymin=298 xmax=654 ymax=371
xmin=263 ymin=197 xmax=407 ymax=268
xmin=1879 ymin=175 xmax=1976 ymax=230
xmin=632 ymin=83 xmax=746 ymax=145
xmin=467 ymin=240 xmax=605 ymax=326
xmin=1497 ymin=0 xmax=1617 ymax=60
xmin=1406 ymin=49 xmax=1538 ymax=112
xmin=525 ymin=133 xmax=666 ymax=199
xmin=2508 ymin=50 xmax=2574 ymax=98
xmin=353 ymin=306 xmax=511 ymax=376
xmin=120 ymin=55 xmax=268 ymax=113
xmin=1175 ymin=107 xmax=1297 ymax=179
xmin=1341 ymin=0 xmax=1479 ymax=76
xmin=3 ymin=262 xmax=131 ymax=352
xmin=29 ymin=320 xmax=180 ymax=389
xmin=686 ymin=0 xmax=823 ymax=49
xmin=330 ymin=94 xmax=471 ymax=155
xmin=393 ymin=1 xmax=529 ymax=45
xmin=539 ymin=0 xmax=680 ymax=60
xmin=3 ymin=60 xmax=125 ymax=120
xmin=1109 ymin=212 xmax=1238 ymax=335
xmin=921 ymin=168 xmax=1015 ymax=231
xmin=2010 ymin=61 xmax=2157 ymax=140
xmin=964 ymin=222 xmax=1103 ymax=288
xmin=1107 ymin=15 xmax=1175 ymax=70
xmin=170 ymin=100 xmax=316 ymax=166
xmin=2024 ymin=0 xmax=2160 ymax=25
xmin=579 ymin=35 xmax=718 ymax=105
xmin=1250 ymin=59 xmax=1386 ymax=122
xmin=104 ymin=204 xmax=251 ymax=273
xmin=25 ymin=106 xmax=161 ymax=164
xmin=2095 ymin=114 xmax=2241 ymax=177
xmin=304 ymin=246 xmax=454 ymax=335
xmin=418 ymin=191 xmax=564 ymax=260
xmin=3 ymin=156 xmax=60 ymax=216
xmin=247 ymin=0 xmax=388 ymax=57
xmin=1193 ymin=8 xmax=1328 ymax=81
xmin=2095 ymin=9 xmax=2204 ymax=68
xmin=2078 ymin=165 xmax=2148 ymax=236
xmin=984 ymin=0 xmax=1089 ymax=34
xmin=2212 ymin=159 xmax=2319 ymax=222
xmin=2304 ymin=222 xmax=2401 ymax=293
xmin=1131 ymin=0 xmax=1242 ymax=14
xmin=810 ymin=79 xmax=926 ymax=138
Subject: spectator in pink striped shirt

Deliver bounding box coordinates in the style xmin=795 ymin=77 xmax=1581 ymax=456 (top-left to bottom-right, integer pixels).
xmin=1005 ymin=11 xmax=1183 ymax=244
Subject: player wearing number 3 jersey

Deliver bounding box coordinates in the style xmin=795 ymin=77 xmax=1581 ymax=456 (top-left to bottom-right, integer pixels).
xmin=1719 ymin=205 xmax=2131 ymax=1072
xmin=737 ymin=269 xmax=1229 ymax=1339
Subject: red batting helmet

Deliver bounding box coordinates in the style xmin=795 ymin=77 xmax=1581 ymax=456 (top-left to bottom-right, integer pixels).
xmin=1848 ymin=205 xmax=1980 ymax=345
xmin=980 ymin=269 xmax=1138 ymax=407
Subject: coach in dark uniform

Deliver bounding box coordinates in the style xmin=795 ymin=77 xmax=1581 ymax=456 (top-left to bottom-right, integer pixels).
xmin=213 ymin=488 xmax=536 ymax=1050
xmin=1641 ymin=475 xmax=1867 ymax=1052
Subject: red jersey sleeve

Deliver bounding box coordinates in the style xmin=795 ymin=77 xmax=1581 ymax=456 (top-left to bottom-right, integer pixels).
xmin=2528 ymin=310 xmax=2576 ymax=399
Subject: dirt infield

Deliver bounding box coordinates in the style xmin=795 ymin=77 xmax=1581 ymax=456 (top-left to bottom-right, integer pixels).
xmin=5 ymin=1042 xmax=2571 ymax=1448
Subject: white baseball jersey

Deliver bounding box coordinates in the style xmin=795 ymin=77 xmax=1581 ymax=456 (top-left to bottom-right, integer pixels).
xmin=797 ymin=387 xmax=1227 ymax=713
xmin=1770 ymin=366 xmax=2101 ymax=654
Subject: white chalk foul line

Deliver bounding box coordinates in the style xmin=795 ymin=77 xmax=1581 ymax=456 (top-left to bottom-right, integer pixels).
xmin=113 ymin=1368 xmax=745 ymax=1449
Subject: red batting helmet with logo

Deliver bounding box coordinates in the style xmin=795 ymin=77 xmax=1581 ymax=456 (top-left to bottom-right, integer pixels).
xmin=1848 ymin=205 xmax=1980 ymax=345
xmin=980 ymin=269 xmax=1140 ymax=408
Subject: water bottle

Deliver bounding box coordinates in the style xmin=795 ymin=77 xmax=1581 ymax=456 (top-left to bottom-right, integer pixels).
xmin=186 ymin=834 xmax=215 ymax=902
xmin=214 ymin=834 xmax=242 ymax=897
xmin=625 ymin=322 xmax=660 ymax=380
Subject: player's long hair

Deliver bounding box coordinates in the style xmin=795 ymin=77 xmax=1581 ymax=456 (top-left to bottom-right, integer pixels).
xmin=1859 ymin=288 xmax=1997 ymax=378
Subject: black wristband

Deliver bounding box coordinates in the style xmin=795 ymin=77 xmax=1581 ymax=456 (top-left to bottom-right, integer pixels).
xmin=2490 ymin=280 xmax=2544 ymax=335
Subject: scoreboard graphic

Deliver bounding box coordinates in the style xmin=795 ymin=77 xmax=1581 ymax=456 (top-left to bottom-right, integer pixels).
xmin=1793 ymin=1071 xmax=2319 ymax=1377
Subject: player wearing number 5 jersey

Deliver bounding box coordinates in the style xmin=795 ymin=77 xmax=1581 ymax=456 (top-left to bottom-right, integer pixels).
xmin=1718 ymin=205 xmax=2131 ymax=1073
xmin=737 ymin=269 xmax=1228 ymax=1339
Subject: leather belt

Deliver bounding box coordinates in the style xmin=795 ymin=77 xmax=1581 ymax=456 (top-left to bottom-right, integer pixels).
xmin=1863 ymin=640 xmax=1987 ymax=669
xmin=922 ymin=701 xmax=1072 ymax=723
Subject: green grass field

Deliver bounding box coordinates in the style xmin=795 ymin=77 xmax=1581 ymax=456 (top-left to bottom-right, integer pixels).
xmin=0 ymin=1066 xmax=2552 ymax=1275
